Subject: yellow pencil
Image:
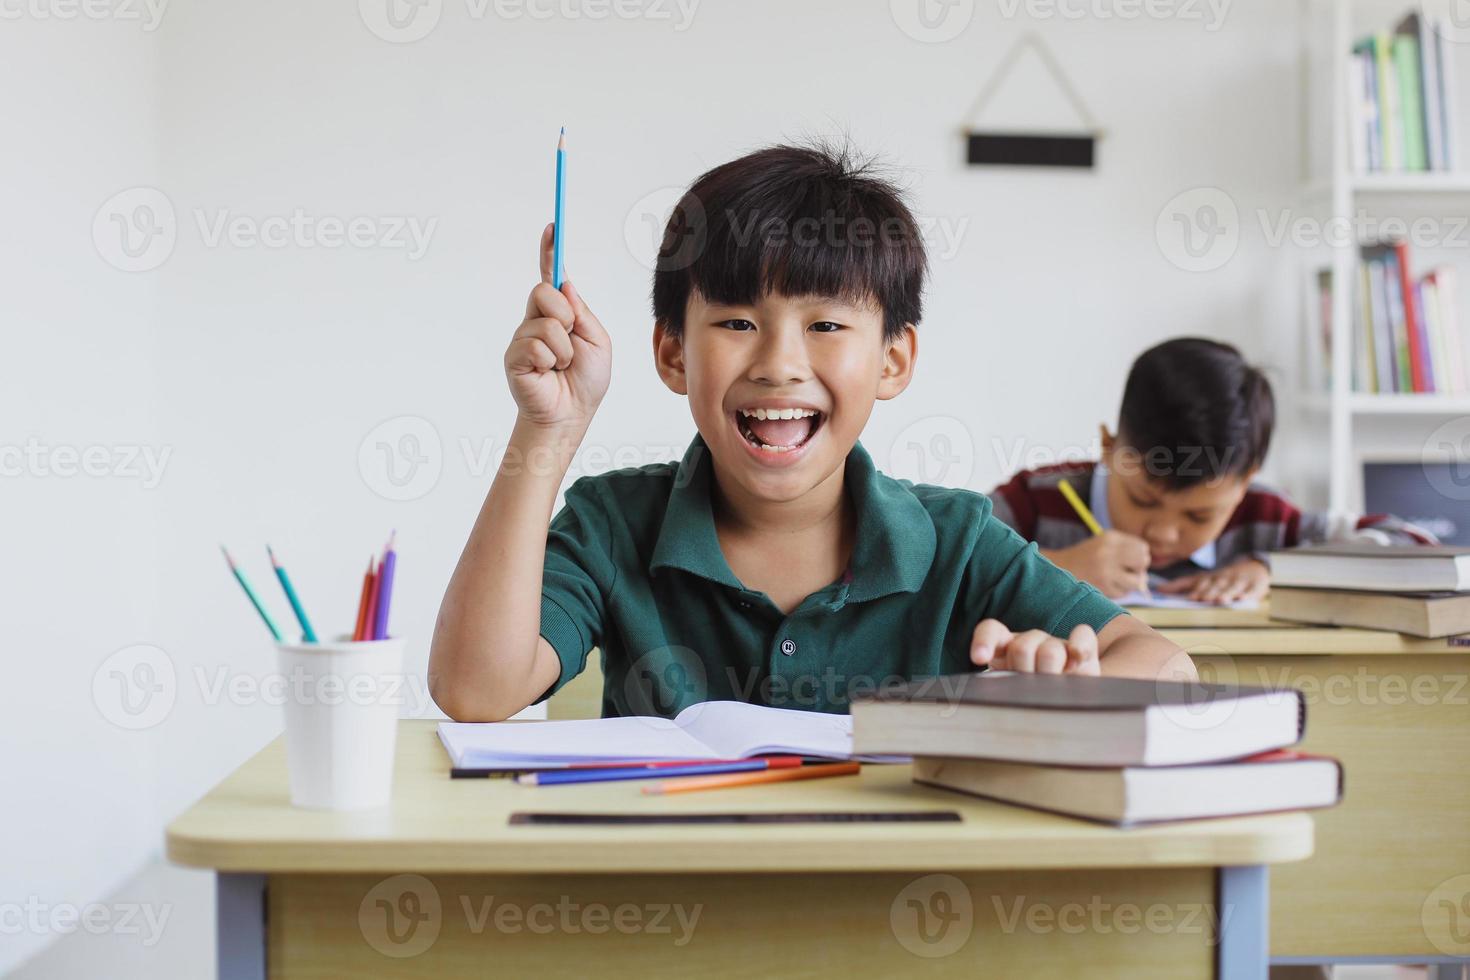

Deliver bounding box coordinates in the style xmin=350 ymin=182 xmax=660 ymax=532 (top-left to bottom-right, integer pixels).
xmin=641 ymin=761 xmax=861 ymax=795
xmin=1057 ymin=478 xmax=1104 ymax=536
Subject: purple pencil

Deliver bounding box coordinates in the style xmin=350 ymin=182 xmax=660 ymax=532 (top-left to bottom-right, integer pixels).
xmin=371 ymin=531 xmax=397 ymax=640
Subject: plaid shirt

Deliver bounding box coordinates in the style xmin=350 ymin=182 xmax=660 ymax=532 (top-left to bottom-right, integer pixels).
xmin=989 ymin=461 xmax=1436 ymax=579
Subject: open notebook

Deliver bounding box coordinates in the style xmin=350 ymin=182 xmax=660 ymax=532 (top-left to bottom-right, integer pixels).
xmin=439 ymin=700 xmax=888 ymax=771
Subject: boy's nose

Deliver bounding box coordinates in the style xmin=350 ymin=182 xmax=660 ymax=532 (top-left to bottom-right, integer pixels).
xmin=749 ymin=331 xmax=812 ymax=385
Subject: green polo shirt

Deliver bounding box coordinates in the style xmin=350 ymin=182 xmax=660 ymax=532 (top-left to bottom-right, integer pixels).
xmin=538 ymin=433 xmax=1123 ymax=717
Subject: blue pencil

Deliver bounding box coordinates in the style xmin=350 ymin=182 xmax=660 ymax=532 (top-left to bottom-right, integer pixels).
xmin=516 ymin=758 xmax=794 ymax=787
xmin=552 ymin=127 xmax=566 ymax=289
xmin=266 ymin=545 xmax=317 ymax=643
xmin=220 ymin=546 xmax=283 ymax=641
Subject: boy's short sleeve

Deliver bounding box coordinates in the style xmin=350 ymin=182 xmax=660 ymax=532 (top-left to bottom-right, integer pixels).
xmin=536 ymin=483 xmax=614 ymax=703
xmin=963 ymin=499 xmax=1124 ymax=639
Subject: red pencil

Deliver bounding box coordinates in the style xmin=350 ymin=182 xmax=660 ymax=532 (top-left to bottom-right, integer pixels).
xmin=351 ymin=556 xmax=374 ymax=642
xmin=359 ymin=560 xmax=381 ymax=643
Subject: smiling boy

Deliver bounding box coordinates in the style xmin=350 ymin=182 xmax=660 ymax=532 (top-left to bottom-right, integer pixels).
xmin=429 ymin=144 xmax=1192 ymax=722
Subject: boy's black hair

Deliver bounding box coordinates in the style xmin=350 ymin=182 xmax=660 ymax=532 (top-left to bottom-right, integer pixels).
xmin=1117 ymin=338 xmax=1275 ymax=489
xmin=651 ymin=142 xmax=927 ymax=342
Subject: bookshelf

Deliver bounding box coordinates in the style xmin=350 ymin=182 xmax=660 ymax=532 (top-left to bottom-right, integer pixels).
xmin=1308 ymin=0 xmax=1470 ymax=511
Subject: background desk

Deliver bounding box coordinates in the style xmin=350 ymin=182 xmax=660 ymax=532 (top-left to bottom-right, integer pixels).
xmin=1135 ymin=603 xmax=1470 ymax=969
xmin=168 ymin=722 xmax=1311 ymax=979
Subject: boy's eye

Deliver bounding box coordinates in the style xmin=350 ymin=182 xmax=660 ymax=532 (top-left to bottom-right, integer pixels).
xmin=718 ymin=319 xmax=755 ymax=331
xmin=810 ymin=321 xmax=844 ymax=333
xmin=1184 ymin=512 xmax=1212 ymax=525
xmin=1127 ymin=494 xmax=1158 ymax=509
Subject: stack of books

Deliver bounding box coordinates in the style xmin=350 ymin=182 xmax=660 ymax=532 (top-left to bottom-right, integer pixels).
xmin=1354 ymin=241 xmax=1463 ymax=394
xmin=1270 ymin=543 xmax=1470 ymax=637
xmin=850 ymin=673 xmax=1342 ymax=827
xmin=1347 ymin=11 xmax=1457 ymax=174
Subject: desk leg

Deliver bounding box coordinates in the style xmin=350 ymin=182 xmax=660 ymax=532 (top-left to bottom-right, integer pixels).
xmin=218 ymin=873 xmax=266 ymax=980
xmin=1218 ymin=865 xmax=1268 ymax=980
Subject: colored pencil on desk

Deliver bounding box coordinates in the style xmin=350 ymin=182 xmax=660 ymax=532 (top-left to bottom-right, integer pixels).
xmin=351 ymin=556 xmax=374 ymax=642
xmin=641 ymin=761 xmax=861 ymax=796
xmin=220 ymin=545 xmax=283 ymax=641
xmin=1057 ymin=478 xmax=1104 ymax=536
xmin=266 ymin=545 xmax=317 ymax=642
xmin=371 ymin=531 xmax=397 ymax=640
xmin=552 ymin=127 xmax=566 ymax=289
xmin=518 ymin=757 xmax=802 ymax=787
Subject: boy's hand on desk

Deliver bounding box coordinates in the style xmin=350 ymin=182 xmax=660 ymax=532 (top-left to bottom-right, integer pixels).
xmin=504 ymin=224 xmax=613 ymax=431
xmin=1154 ymin=559 xmax=1269 ymax=605
xmin=969 ymin=621 xmax=1100 ymax=676
xmin=1044 ymin=531 xmax=1150 ymax=598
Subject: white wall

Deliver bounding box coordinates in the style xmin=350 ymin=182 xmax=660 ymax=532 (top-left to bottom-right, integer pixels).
xmin=10 ymin=1 xmax=1423 ymax=975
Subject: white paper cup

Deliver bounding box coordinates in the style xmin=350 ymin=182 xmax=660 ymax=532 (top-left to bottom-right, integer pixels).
xmin=275 ymin=636 xmax=404 ymax=810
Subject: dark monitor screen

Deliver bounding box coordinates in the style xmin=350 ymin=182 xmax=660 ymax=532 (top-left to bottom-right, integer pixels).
xmin=1362 ymin=461 xmax=1470 ymax=545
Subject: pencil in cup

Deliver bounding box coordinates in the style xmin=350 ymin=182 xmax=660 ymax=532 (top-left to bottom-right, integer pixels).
xmin=220 ymin=546 xmax=283 ymax=641
xmin=641 ymin=761 xmax=861 ymax=795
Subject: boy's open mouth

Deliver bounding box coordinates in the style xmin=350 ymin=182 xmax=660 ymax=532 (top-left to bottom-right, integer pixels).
xmin=733 ymin=406 xmax=825 ymax=454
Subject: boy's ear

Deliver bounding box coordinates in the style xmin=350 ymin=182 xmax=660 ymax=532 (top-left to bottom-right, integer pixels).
xmin=653 ymin=321 xmax=688 ymax=395
xmin=1098 ymin=424 xmax=1116 ymax=457
xmin=876 ymin=324 xmax=917 ymax=401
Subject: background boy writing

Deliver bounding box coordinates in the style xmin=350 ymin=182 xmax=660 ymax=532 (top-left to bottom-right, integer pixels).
xmin=991 ymin=338 xmax=1435 ymax=604
xmin=430 ymin=144 xmax=1192 ymax=722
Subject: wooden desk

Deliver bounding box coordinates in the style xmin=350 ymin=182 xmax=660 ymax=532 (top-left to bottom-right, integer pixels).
xmin=1133 ymin=603 xmax=1470 ymax=970
xmin=168 ymin=722 xmax=1311 ymax=980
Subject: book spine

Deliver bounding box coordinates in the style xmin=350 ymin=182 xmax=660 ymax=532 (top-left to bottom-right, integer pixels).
xmin=1437 ymin=19 xmax=1458 ymax=171
xmin=1394 ymin=241 xmax=1429 ymax=392
xmin=1358 ymin=262 xmax=1378 ymax=392
xmin=1437 ymin=266 xmax=1466 ymax=394
xmin=1418 ymin=16 xmax=1446 ymax=170
xmin=1375 ymin=34 xmax=1403 ymax=171
xmin=1418 ymin=280 xmax=1441 ymax=392
xmin=1393 ymin=34 xmax=1429 ymax=171
xmin=1367 ymin=255 xmax=1395 ymax=391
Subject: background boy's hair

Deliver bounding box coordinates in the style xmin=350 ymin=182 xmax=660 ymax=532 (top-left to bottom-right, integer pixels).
xmin=650 ymin=141 xmax=927 ymax=342
xmin=1117 ymin=337 xmax=1275 ymax=489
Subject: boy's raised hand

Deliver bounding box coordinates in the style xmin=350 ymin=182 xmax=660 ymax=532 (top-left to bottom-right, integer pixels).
xmin=969 ymin=621 xmax=1100 ymax=676
xmin=504 ymin=224 xmax=613 ymax=430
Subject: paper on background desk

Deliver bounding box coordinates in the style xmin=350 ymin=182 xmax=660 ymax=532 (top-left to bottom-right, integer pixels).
xmin=1120 ymin=590 xmax=1260 ymax=611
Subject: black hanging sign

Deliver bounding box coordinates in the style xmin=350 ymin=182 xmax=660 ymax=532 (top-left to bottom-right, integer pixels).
xmin=962 ymin=34 xmax=1101 ymax=169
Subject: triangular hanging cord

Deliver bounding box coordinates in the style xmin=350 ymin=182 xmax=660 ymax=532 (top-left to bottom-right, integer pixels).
xmin=962 ymin=32 xmax=1102 ymax=136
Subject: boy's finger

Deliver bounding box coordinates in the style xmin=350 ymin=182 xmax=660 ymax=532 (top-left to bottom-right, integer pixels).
xmin=1003 ymin=630 xmax=1048 ymax=673
xmin=527 ymin=282 xmax=575 ymax=328
xmin=1066 ymin=624 xmax=1099 ymax=669
xmin=969 ymin=619 xmax=1012 ymax=666
xmin=562 ymin=280 xmax=612 ymax=348
xmin=539 ymin=223 xmax=556 ymax=284
xmin=1034 ymin=638 xmax=1068 ymax=674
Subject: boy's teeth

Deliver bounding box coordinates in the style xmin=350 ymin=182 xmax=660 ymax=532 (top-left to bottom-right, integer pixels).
xmin=739 ymin=407 xmax=817 ymax=420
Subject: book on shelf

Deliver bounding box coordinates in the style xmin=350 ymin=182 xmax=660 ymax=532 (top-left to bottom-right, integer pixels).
xmin=1348 ymin=13 xmax=1458 ymax=175
xmin=912 ymin=750 xmax=1343 ymax=827
xmin=1343 ymin=240 xmax=1468 ymax=395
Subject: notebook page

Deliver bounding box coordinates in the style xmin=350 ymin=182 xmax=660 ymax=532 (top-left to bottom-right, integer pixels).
xmin=439 ymin=716 xmax=718 ymax=767
xmin=676 ymin=701 xmax=857 ymax=759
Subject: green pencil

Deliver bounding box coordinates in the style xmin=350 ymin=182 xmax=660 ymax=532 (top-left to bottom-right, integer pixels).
xmin=267 ymin=544 xmax=318 ymax=643
xmin=220 ymin=545 xmax=283 ymax=641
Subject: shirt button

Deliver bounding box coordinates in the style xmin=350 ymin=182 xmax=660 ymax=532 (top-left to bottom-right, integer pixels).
xmin=780 ymin=638 xmax=796 ymax=656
